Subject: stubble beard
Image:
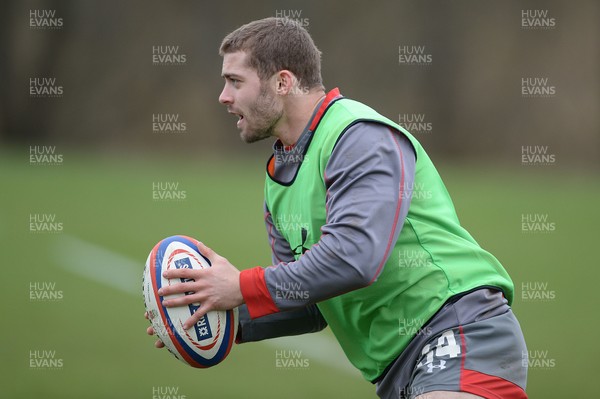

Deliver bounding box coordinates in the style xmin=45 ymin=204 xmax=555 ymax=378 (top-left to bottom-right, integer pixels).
xmin=240 ymin=82 xmax=283 ymax=144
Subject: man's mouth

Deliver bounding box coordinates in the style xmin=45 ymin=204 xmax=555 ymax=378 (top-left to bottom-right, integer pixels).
xmin=229 ymin=110 xmax=245 ymax=128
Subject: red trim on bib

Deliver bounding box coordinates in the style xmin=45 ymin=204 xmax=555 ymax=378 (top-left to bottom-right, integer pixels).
xmin=308 ymin=88 xmax=342 ymax=132
xmin=267 ymin=156 xmax=276 ymax=177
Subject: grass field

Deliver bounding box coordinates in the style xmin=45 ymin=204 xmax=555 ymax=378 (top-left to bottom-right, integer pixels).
xmin=1 ymin=149 xmax=598 ymax=398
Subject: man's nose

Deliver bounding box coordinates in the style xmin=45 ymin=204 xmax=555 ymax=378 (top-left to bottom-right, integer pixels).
xmin=219 ymin=86 xmax=233 ymax=105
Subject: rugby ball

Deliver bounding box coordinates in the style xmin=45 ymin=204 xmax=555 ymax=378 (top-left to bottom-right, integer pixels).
xmin=143 ymin=235 xmax=238 ymax=368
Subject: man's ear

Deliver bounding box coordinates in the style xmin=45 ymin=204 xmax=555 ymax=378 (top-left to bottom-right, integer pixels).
xmin=275 ymin=70 xmax=296 ymax=95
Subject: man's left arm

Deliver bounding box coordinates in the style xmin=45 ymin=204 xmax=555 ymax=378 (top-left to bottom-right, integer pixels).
xmin=241 ymin=122 xmax=416 ymax=319
xmin=158 ymin=122 xmax=416 ymax=326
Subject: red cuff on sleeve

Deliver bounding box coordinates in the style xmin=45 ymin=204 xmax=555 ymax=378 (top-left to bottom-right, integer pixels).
xmin=239 ymin=267 xmax=280 ymax=319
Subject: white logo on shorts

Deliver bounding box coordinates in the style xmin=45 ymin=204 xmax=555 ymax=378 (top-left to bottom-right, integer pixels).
xmin=426 ymin=360 xmax=446 ymax=373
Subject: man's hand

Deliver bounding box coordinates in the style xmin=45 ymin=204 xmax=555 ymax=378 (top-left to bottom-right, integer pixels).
xmin=157 ymin=242 xmax=243 ymax=329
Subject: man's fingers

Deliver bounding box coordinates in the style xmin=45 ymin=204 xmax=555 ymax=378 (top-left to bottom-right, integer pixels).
xmin=158 ymin=280 xmax=199 ymax=296
xmin=162 ymin=267 xmax=198 ymax=280
xmin=162 ymin=292 xmax=204 ymax=308
xmin=147 ymin=323 xmax=165 ymax=348
xmin=183 ymin=304 xmax=212 ymax=330
xmin=197 ymin=241 xmax=217 ymax=263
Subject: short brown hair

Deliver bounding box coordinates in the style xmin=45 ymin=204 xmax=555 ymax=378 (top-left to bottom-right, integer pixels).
xmin=219 ymin=17 xmax=323 ymax=89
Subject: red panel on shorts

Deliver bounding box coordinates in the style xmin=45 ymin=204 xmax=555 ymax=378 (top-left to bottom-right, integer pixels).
xmin=457 ymin=325 xmax=528 ymax=399
xmin=460 ymin=369 xmax=528 ymax=399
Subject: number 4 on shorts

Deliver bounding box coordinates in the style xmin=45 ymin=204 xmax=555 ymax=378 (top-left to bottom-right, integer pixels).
xmin=417 ymin=329 xmax=461 ymax=368
xmin=435 ymin=330 xmax=461 ymax=358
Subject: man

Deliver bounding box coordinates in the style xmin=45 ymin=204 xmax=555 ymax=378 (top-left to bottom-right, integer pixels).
xmin=147 ymin=17 xmax=528 ymax=399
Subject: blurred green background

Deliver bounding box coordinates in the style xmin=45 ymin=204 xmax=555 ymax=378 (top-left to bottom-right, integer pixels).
xmin=1 ymin=0 xmax=599 ymax=398
xmin=1 ymin=153 xmax=598 ymax=398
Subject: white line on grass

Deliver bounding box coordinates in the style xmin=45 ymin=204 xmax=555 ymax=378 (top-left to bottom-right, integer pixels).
xmin=53 ymin=234 xmax=142 ymax=296
xmin=53 ymin=234 xmax=359 ymax=377
xmin=267 ymin=334 xmax=359 ymax=376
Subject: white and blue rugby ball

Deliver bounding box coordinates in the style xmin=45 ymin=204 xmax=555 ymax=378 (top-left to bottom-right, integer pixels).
xmin=143 ymin=235 xmax=238 ymax=368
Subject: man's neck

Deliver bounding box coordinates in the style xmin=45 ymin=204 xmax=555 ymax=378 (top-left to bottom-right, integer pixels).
xmin=274 ymin=89 xmax=326 ymax=147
